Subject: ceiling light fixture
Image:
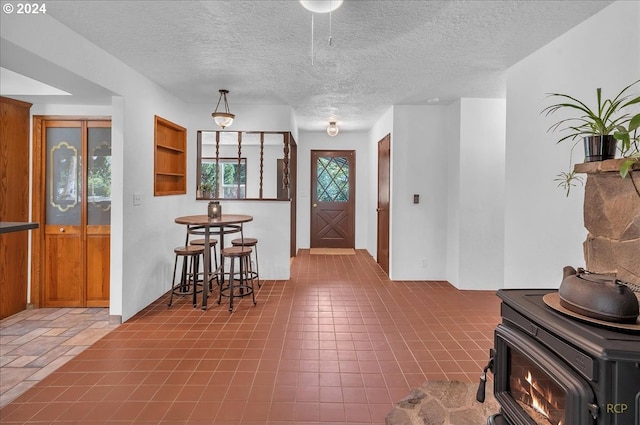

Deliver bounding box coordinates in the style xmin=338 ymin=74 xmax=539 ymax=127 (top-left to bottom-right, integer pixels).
xmin=211 ymin=89 xmax=235 ymax=129
xmin=299 ymin=0 xmax=343 ymax=14
xmin=327 ymin=121 xmax=339 ymax=137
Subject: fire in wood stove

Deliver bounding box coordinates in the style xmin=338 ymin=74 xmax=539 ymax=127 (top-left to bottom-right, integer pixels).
xmin=510 ymin=350 xmax=565 ymax=425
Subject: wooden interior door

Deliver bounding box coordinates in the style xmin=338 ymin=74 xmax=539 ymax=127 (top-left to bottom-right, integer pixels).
xmin=39 ymin=119 xmax=111 ymax=307
xmin=310 ymin=150 xmax=355 ymax=248
xmin=85 ymin=122 xmax=111 ymax=306
xmin=377 ymin=134 xmax=390 ymax=275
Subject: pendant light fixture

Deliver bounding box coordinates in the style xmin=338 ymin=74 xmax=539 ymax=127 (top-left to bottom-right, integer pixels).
xmin=211 ymin=89 xmax=235 ymax=129
xmin=299 ymin=0 xmax=343 ymax=14
xmin=327 ymin=121 xmax=339 ymax=137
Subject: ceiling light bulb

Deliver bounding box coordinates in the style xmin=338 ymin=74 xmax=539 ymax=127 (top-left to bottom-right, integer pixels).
xmin=327 ymin=121 xmax=339 ymax=137
xmin=299 ymin=0 xmax=343 ymax=13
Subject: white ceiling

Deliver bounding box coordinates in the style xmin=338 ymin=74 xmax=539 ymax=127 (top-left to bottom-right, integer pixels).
xmin=3 ymin=1 xmax=615 ymax=131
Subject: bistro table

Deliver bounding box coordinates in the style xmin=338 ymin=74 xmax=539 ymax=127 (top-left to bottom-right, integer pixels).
xmin=174 ymin=214 xmax=253 ymax=310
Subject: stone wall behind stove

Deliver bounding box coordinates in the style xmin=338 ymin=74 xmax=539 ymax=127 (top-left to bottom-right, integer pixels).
xmin=576 ymin=159 xmax=640 ymax=286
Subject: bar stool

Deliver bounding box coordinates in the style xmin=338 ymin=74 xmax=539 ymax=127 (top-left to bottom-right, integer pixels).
xmin=231 ymin=237 xmax=261 ymax=288
xmin=218 ymin=246 xmax=256 ymax=312
xmin=168 ymin=245 xmax=204 ymax=308
xmin=190 ymin=238 xmax=219 ymax=290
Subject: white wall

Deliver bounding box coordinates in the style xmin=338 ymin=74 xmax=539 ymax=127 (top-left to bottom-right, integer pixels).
xmin=457 ymin=98 xmax=506 ymax=289
xmin=390 ymin=106 xmax=449 ymax=280
xmin=296 ymin=131 xmax=370 ymax=250
xmin=504 ymin=0 xmax=640 ymax=288
xmin=445 ymin=101 xmax=462 ymax=286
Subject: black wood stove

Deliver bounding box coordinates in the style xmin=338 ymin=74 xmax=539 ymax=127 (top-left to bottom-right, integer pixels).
xmin=484 ymin=289 xmax=640 ymax=425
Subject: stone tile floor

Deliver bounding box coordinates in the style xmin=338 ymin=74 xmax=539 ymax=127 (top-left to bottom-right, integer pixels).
xmin=0 ymin=307 xmax=119 ymax=408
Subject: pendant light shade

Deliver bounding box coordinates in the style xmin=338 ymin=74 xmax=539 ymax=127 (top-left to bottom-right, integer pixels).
xmin=211 ymin=89 xmax=235 ymax=129
xmin=327 ymin=121 xmax=339 ymax=137
xmin=299 ymin=0 xmax=343 ymax=13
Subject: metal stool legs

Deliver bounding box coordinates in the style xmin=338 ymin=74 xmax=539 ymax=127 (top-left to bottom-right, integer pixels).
xmin=231 ymin=238 xmax=261 ymax=288
xmin=218 ymin=247 xmax=256 ymax=312
xmin=168 ymin=246 xmax=204 ymax=308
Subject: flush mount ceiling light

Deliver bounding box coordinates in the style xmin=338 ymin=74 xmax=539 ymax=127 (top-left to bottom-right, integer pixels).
xmin=327 ymin=121 xmax=339 ymax=137
xmin=299 ymin=0 xmax=343 ymax=13
xmin=211 ymin=89 xmax=235 ymax=129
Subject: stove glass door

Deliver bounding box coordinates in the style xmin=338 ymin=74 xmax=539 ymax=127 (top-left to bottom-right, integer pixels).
xmin=509 ymin=347 xmax=566 ymax=425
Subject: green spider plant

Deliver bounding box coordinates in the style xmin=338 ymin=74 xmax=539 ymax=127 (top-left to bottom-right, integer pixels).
xmin=542 ymin=80 xmax=640 ymax=144
xmin=542 ymin=80 xmax=640 ymax=188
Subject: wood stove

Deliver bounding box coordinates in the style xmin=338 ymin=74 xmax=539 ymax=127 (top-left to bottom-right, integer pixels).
xmin=485 ymin=289 xmax=640 ymax=425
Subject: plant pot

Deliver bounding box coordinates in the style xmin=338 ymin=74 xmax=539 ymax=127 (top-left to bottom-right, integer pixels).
xmin=584 ymin=135 xmax=617 ymax=162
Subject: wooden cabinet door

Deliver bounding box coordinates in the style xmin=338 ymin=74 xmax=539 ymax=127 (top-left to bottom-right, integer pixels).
xmin=41 ymin=120 xmax=110 ymax=307
xmin=0 ymin=97 xmax=32 ymax=319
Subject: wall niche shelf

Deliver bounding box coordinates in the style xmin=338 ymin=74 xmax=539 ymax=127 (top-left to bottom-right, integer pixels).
xmin=154 ymin=115 xmax=187 ymax=196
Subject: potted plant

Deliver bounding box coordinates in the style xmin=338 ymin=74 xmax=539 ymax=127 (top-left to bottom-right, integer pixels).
xmin=542 ymin=80 xmax=640 ymax=195
xmin=614 ymin=111 xmax=640 ymax=178
xmin=199 ymin=182 xmax=213 ymax=199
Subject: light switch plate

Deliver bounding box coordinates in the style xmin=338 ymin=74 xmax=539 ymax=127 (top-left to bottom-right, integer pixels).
xmin=133 ymin=193 xmax=141 ymax=206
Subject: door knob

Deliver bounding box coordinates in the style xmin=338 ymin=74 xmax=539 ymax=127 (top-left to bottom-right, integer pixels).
xmin=59 ymin=227 xmax=65 ymax=233
xmin=313 ymin=203 xmax=317 ymax=208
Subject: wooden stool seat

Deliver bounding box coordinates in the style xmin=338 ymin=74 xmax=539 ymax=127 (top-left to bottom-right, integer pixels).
xmin=190 ymin=238 xmax=218 ymax=246
xmin=231 ymin=238 xmax=257 ymax=246
xmin=174 ymin=245 xmax=205 ymax=256
xmin=221 ymin=246 xmax=252 ymax=257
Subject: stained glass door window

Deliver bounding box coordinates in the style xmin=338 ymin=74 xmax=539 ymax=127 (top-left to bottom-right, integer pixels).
xmin=316 ymin=156 xmax=350 ymax=202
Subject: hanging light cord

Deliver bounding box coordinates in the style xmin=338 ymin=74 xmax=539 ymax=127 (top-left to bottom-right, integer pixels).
xmin=310 ymin=0 xmax=335 ymax=66
xmin=329 ymin=0 xmax=333 ymax=46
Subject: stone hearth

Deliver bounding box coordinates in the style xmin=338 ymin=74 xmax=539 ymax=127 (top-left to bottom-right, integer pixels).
xmin=385 ymin=380 xmax=498 ymax=425
xmin=575 ymin=159 xmax=640 ymax=286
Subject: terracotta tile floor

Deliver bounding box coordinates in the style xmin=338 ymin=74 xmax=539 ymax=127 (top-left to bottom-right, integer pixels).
xmin=0 ymin=249 xmax=500 ymax=424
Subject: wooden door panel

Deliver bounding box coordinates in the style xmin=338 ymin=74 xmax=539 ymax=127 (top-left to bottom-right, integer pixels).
xmin=315 ymin=206 xmax=350 ymax=245
xmin=310 ymin=150 xmax=355 ymax=248
xmin=377 ymin=134 xmax=390 ymax=275
xmin=86 ymin=231 xmax=109 ymax=307
xmin=44 ymin=225 xmax=83 ymax=306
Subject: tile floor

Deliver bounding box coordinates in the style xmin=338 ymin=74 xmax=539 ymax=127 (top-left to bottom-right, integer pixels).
xmin=0 ymin=249 xmax=501 ymax=424
xmin=0 ymin=307 xmax=119 ymax=408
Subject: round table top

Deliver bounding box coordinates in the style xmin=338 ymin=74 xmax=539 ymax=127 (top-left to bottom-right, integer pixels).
xmin=175 ymin=214 xmax=253 ymax=226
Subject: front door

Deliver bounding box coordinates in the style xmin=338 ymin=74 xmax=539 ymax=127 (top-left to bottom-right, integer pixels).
xmin=34 ymin=118 xmax=111 ymax=307
xmin=310 ymin=150 xmax=355 ymax=248
xmin=377 ymin=134 xmax=390 ymax=274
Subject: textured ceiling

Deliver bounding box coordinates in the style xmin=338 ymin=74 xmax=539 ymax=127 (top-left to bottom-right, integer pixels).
xmin=32 ymin=1 xmax=616 ymax=131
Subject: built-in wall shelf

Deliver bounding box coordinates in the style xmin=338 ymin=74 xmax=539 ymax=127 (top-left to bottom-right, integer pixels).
xmin=154 ymin=115 xmax=187 ymax=196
